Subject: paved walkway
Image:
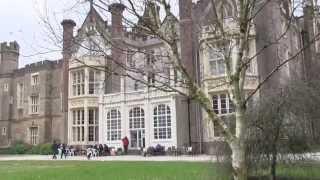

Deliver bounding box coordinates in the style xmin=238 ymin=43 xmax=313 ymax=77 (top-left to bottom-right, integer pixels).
xmin=0 ymin=153 xmax=319 ymax=162
xmin=0 ymin=154 xmax=218 ymax=162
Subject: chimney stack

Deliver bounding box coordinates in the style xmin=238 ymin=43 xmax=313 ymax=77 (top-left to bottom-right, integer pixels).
xmin=109 ymin=3 xmax=126 ymax=38
xmin=179 ymin=0 xmax=194 ymax=80
xmin=61 ymin=19 xmax=76 ymax=143
xmin=108 ymin=3 xmax=126 ymax=93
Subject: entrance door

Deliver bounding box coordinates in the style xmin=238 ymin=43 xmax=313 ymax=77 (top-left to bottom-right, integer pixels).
xmin=130 ymin=129 xmax=145 ymax=148
xmin=129 ymin=107 xmax=145 ymax=149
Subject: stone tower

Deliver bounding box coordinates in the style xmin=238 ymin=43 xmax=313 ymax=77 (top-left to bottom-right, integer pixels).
xmin=0 ymin=41 xmax=19 ymax=147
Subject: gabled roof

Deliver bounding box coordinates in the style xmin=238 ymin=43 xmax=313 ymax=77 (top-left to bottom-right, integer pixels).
xmin=72 ymin=6 xmax=111 ymax=54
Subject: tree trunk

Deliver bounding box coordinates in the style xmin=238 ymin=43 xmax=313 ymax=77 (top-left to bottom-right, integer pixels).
xmin=231 ymin=141 xmax=248 ymax=180
xmin=270 ymin=144 xmax=277 ymax=180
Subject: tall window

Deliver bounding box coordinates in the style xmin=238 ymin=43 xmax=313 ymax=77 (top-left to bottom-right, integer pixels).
xmin=106 ymin=109 xmax=121 ymax=141
xmin=3 ymin=83 xmax=8 ymax=92
xmin=30 ymin=95 xmax=39 ymax=114
xmin=72 ymin=70 xmax=85 ymax=96
xmin=2 ymin=127 xmax=7 ymax=136
xmin=88 ymin=70 xmax=101 ymax=94
xmin=153 ymin=104 xmax=171 ymax=139
xmin=30 ymin=127 xmax=38 ymax=145
xmin=17 ymin=83 xmax=24 ymax=108
xmin=72 ymin=109 xmax=85 ymax=142
xmin=147 ymin=51 xmax=156 ymax=86
xmin=31 ymin=73 xmax=39 ymax=86
xmin=129 ymin=107 xmax=145 ymax=129
xmin=212 ymin=94 xmax=234 ymax=115
xmin=88 ymin=108 xmax=99 ymax=142
xmin=220 ymin=2 xmax=234 ymax=19
xmin=209 ymin=50 xmax=226 ymax=76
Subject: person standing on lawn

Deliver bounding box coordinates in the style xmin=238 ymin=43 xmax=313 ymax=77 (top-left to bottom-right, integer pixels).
xmin=122 ymin=136 xmax=129 ymax=154
xmin=52 ymin=141 xmax=58 ymax=159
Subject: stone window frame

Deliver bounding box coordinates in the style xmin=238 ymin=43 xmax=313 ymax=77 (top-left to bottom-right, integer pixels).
xmin=3 ymin=83 xmax=9 ymax=92
xmin=17 ymin=83 xmax=24 ymax=109
xmin=29 ymin=95 xmax=40 ymax=114
xmin=153 ymin=104 xmax=172 ymax=140
xmin=31 ymin=72 xmax=39 ymax=86
xmin=29 ymin=126 xmax=39 ymax=145
xmin=2 ymin=127 xmax=6 ymax=136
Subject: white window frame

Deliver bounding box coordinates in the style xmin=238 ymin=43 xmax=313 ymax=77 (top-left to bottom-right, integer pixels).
xmin=212 ymin=93 xmax=234 ymax=115
xmin=129 ymin=107 xmax=145 ymax=129
xmin=29 ymin=95 xmax=39 ymax=114
xmin=71 ymin=70 xmax=85 ymax=96
xmin=71 ymin=109 xmax=85 ymax=142
xmin=88 ymin=108 xmax=99 ymax=142
xmin=106 ymin=109 xmax=121 ymax=141
xmin=208 ymin=49 xmax=226 ymax=76
xmin=153 ymin=104 xmax=172 ymax=140
xmin=88 ymin=69 xmax=101 ymax=95
xmin=31 ymin=73 xmax=39 ymax=86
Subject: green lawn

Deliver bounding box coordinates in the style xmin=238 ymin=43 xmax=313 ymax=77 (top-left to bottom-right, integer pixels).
xmin=0 ymin=161 xmax=319 ymax=180
xmin=0 ymin=161 xmax=230 ymax=180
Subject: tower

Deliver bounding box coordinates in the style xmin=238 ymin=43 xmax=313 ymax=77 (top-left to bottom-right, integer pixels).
xmin=0 ymin=41 xmax=19 ymax=74
xmin=0 ymin=41 xmax=19 ymax=147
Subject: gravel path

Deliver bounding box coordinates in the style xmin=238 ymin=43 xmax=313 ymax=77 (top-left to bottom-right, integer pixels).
xmin=1 ymin=153 xmax=319 ymax=162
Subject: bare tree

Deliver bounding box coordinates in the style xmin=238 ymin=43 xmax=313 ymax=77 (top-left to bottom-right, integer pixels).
xmin=39 ymin=0 xmax=320 ymax=179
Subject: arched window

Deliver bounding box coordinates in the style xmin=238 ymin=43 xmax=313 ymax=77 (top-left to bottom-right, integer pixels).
xmin=129 ymin=107 xmax=145 ymax=129
xmin=153 ymin=104 xmax=171 ymax=139
xmin=106 ymin=109 xmax=121 ymax=141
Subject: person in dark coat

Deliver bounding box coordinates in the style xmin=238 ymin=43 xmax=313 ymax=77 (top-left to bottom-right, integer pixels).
xmin=52 ymin=141 xmax=58 ymax=159
xmin=60 ymin=144 xmax=66 ymax=159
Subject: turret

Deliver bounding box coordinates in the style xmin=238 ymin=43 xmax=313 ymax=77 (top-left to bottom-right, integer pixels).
xmin=0 ymin=41 xmax=19 ymax=74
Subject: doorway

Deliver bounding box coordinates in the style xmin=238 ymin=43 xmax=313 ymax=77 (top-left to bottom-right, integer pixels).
xmin=130 ymin=129 xmax=145 ymax=148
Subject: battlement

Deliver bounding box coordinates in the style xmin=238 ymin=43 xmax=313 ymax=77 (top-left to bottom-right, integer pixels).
xmin=14 ymin=60 xmax=63 ymax=75
xmin=0 ymin=41 xmax=19 ymax=53
xmin=24 ymin=59 xmax=63 ymax=69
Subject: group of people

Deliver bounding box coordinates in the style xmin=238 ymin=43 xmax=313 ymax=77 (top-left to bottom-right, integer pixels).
xmin=52 ymin=143 xmax=75 ymax=159
xmin=52 ymin=136 xmax=130 ymax=160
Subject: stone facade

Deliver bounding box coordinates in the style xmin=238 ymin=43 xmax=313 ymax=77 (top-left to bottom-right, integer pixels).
xmin=0 ymin=45 xmax=65 ymax=147
xmin=1 ymin=0 xmax=319 ymax=154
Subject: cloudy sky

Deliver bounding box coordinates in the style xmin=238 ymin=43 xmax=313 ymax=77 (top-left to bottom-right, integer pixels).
xmin=0 ymin=0 xmax=183 ymax=68
xmin=0 ymin=0 xmax=92 ymax=67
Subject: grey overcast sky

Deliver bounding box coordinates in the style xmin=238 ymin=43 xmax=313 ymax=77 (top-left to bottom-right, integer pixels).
xmin=0 ymin=0 xmax=185 ymax=67
xmin=0 ymin=0 xmax=95 ymax=67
